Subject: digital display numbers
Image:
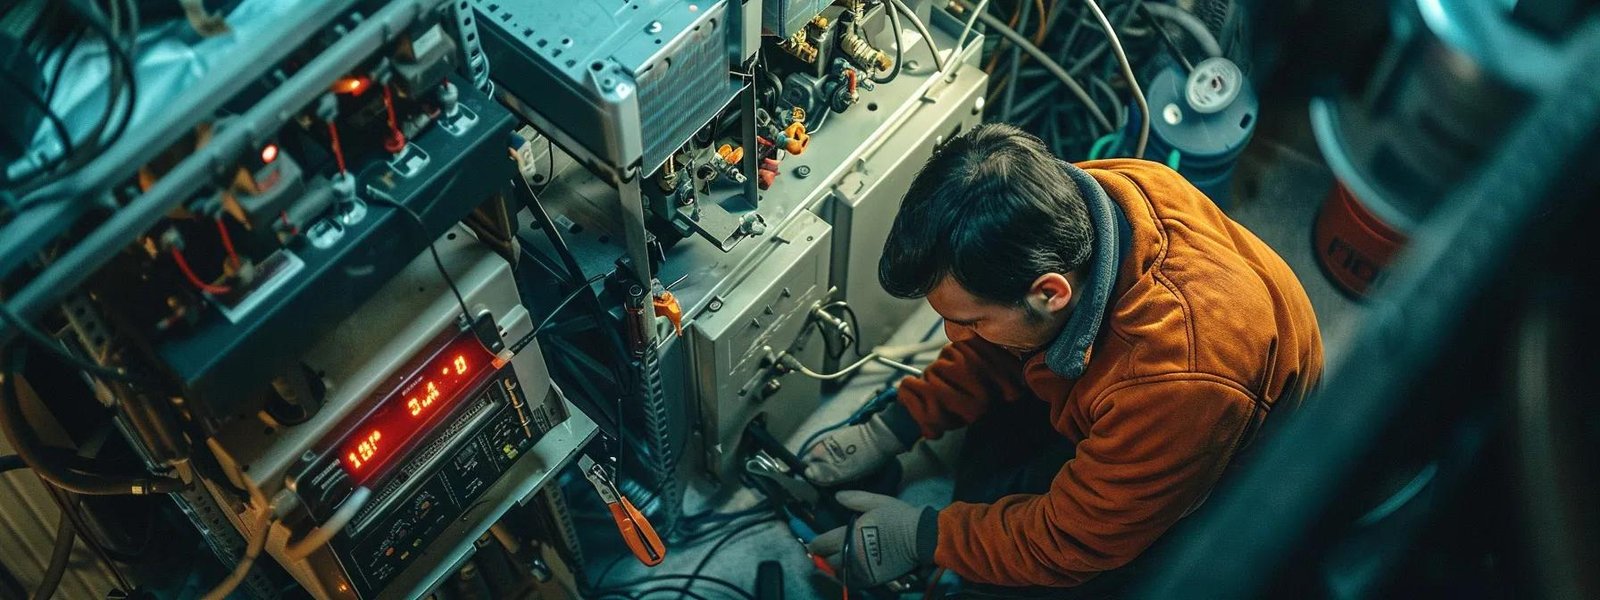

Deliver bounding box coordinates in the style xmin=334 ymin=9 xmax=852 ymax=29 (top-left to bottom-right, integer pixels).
xmin=339 ymin=334 xmax=495 ymax=481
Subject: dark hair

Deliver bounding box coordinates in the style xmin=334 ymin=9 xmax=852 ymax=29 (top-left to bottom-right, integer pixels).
xmin=878 ymin=123 xmax=1093 ymax=304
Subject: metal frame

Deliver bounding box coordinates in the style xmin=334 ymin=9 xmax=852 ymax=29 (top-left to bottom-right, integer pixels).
xmin=0 ymin=0 xmax=452 ymax=347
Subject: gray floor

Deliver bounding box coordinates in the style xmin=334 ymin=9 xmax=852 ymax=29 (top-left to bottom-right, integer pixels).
xmin=590 ymin=112 xmax=1365 ymax=600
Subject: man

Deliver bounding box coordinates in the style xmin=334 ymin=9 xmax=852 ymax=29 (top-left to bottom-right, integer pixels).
xmin=803 ymin=124 xmax=1323 ymax=591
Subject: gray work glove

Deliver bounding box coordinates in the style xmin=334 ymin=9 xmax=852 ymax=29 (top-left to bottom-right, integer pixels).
xmin=808 ymin=491 xmax=938 ymax=587
xmin=802 ymin=415 xmax=907 ymax=486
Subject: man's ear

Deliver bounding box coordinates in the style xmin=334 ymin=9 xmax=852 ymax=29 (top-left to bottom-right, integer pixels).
xmin=1029 ymin=273 xmax=1074 ymax=313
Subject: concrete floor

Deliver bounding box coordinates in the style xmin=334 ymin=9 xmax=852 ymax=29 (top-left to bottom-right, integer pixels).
xmin=587 ymin=107 xmax=1366 ymax=600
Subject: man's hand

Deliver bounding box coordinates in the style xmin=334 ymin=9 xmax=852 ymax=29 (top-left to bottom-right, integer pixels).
xmin=808 ymin=491 xmax=938 ymax=587
xmin=802 ymin=415 xmax=907 ymax=486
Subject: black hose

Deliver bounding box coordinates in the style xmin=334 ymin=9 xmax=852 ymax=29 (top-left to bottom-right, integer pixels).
xmin=0 ymin=350 xmax=182 ymax=496
xmin=0 ymin=455 xmax=25 ymax=474
xmin=1 ymin=560 xmax=27 ymax=600
xmin=32 ymin=509 xmax=75 ymax=600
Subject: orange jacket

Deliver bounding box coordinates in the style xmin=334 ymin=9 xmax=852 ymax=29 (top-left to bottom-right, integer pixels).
xmin=898 ymin=159 xmax=1324 ymax=587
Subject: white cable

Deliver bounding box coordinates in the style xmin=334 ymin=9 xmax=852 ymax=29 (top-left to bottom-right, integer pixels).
xmin=1141 ymin=2 xmax=1223 ymax=58
xmin=872 ymin=338 xmax=948 ymax=358
xmin=1083 ymin=0 xmax=1148 ymax=158
xmin=283 ymin=486 xmax=373 ymax=561
xmin=872 ymin=355 xmax=925 ymax=376
xmin=944 ymin=0 xmax=992 ymax=78
xmin=784 ymin=353 xmax=923 ymax=380
xmin=202 ymin=438 xmax=272 ymax=600
xmin=886 ymin=0 xmax=947 ymax=74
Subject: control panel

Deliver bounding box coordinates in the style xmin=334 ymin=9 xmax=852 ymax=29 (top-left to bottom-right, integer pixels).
xmin=287 ymin=328 xmax=567 ymax=598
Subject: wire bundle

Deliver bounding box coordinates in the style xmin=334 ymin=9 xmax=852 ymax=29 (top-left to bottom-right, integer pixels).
xmin=1 ymin=0 xmax=141 ymax=211
xmin=969 ymin=0 xmax=1211 ymax=160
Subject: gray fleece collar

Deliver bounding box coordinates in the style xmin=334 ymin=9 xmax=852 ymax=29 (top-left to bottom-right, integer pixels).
xmin=1044 ymin=162 xmax=1130 ymax=379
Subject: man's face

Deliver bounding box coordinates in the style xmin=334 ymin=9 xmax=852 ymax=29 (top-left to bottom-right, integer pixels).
xmin=926 ymin=276 xmax=1073 ymax=354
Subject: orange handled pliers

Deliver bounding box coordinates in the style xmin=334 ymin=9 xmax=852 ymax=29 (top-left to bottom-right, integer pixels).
xmin=579 ymin=455 xmax=665 ymax=566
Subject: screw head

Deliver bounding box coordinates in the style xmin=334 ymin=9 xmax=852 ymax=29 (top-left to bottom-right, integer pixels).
xmin=794 ymin=165 xmax=811 ymax=178
xmin=646 ymin=21 xmax=662 ymax=34
xmin=1163 ymin=103 xmax=1183 ymax=125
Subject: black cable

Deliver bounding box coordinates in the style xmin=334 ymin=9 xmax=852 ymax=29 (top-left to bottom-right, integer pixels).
xmin=0 ymin=347 xmax=180 ymax=495
xmin=0 ymin=67 xmax=76 ymax=162
xmin=0 ymin=560 xmax=26 ymax=600
xmin=594 ymin=574 xmax=755 ymax=600
xmin=45 ymin=485 xmax=131 ymax=592
xmin=680 ymin=516 xmax=780 ymax=598
xmin=513 ymin=173 xmax=586 ymax=286
xmin=509 ymin=270 xmax=610 ymax=355
xmin=5 ymin=0 xmax=139 ymax=201
xmin=363 ymin=194 xmax=474 ymax=327
xmin=42 ymin=29 xmax=86 ymax=104
xmin=0 ymin=454 xmax=26 ymax=474
xmin=838 ymin=305 xmax=865 ymax=358
xmin=33 ymin=505 xmax=76 ymax=600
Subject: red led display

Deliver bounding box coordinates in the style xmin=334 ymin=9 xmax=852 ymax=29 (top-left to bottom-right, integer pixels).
xmin=339 ymin=333 xmax=495 ymax=482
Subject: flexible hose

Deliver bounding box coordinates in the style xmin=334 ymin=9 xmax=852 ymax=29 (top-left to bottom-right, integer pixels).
xmin=945 ymin=0 xmax=992 ymax=79
xmin=1141 ymin=2 xmax=1223 ymax=58
xmin=0 ymin=353 xmax=182 ymax=496
xmin=961 ymin=0 xmax=1113 ymax=132
xmin=1083 ymin=0 xmax=1148 ymax=158
xmin=31 ymin=510 xmax=74 ymax=600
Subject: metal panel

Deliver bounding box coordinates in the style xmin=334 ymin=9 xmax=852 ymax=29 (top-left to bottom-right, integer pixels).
xmin=826 ymin=56 xmax=989 ymax=352
xmin=688 ymin=212 xmax=832 ymax=476
xmin=208 ymin=230 xmax=595 ymax=599
xmin=474 ymin=0 xmax=747 ymax=174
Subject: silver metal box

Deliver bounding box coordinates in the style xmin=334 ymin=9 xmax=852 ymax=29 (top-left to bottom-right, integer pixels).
xmin=474 ymin=0 xmax=758 ymax=175
xmin=688 ymin=212 xmax=832 ymax=476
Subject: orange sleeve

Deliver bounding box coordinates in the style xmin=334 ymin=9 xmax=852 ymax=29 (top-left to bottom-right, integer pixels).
xmin=933 ymin=375 xmax=1258 ymax=586
xmin=895 ymin=340 xmax=1032 ymax=440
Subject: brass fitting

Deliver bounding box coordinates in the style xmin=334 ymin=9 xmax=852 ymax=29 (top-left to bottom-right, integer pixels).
xmin=840 ymin=31 xmax=892 ymax=73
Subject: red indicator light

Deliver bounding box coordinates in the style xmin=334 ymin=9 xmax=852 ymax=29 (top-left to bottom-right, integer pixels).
xmin=260 ymin=144 xmax=279 ymax=164
xmin=345 ymin=429 xmax=382 ymax=471
xmin=338 ymin=334 xmax=496 ymax=482
xmin=333 ymin=76 xmax=371 ymax=96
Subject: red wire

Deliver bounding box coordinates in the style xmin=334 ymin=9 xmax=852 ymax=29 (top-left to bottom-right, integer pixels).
xmin=382 ymin=84 xmax=406 ymax=146
xmin=279 ymin=210 xmax=299 ymax=236
xmin=170 ymin=248 xmax=231 ymax=295
xmin=325 ymin=120 xmax=348 ymax=173
xmin=214 ymin=218 xmax=240 ymax=268
xmin=846 ymin=69 xmax=857 ymax=95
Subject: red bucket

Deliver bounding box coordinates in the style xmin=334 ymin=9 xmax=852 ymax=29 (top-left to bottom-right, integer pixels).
xmin=1314 ymin=183 xmax=1409 ymax=298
